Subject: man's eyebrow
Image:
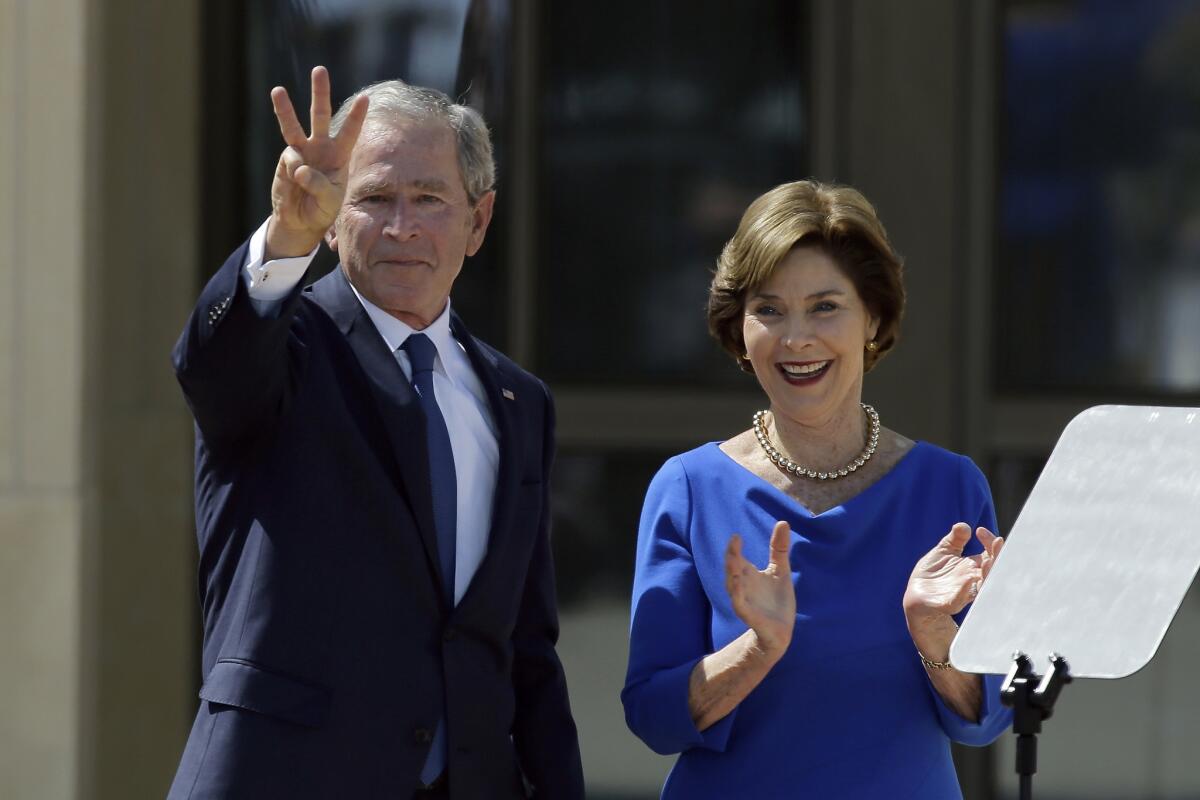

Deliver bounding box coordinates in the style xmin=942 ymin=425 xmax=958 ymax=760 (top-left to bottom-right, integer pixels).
xmin=350 ymin=176 xmax=457 ymax=197
xmin=410 ymin=178 xmax=452 ymax=193
xmin=350 ymin=178 xmax=392 ymax=196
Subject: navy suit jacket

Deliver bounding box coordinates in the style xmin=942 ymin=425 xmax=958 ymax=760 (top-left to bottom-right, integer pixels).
xmin=167 ymin=240 xmax=584 ymax=799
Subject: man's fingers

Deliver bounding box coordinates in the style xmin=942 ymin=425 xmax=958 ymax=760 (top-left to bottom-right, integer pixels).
xmin=279 ymin=147 xmax=304 ymax=180
xmin=334 ymin=94 xmax=371 ymax=162
xmin=293 ymin=164 xmax=336 ymax=201
xmin=767 ymin=521 xmax=792 ymax=572
xmin=310 ymin=66 xmax=332 ymax=139
xmin=271 ymin=87 xmax=307 ymax=148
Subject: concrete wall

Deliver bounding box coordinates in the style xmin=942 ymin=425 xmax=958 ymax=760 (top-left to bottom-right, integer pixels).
xmin=84 ymin=2 xmax=200 ymax=797
xmin=1 ymin=1 xmax=91 ymax=795
xmin=0 ymin=0 xmax=198 ymax=797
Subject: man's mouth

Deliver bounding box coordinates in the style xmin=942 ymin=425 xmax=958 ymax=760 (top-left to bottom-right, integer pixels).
xmin=379 ymin=259 xmax=428 ymax=267
xmin=778 ymin=360 xmax=831 ymax=385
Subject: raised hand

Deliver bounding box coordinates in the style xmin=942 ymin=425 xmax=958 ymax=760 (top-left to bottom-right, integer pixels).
xmin=265 ymin=66 xmax=370 ymax=259
xmin=724 ymin=521 xmax=796 ymax=656
xmin=903 ymin=523 xmax=1004 ymax=624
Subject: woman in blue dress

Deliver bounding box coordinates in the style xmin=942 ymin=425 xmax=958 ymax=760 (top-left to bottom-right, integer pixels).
xmin=622 ymin=180 xmax=1011 ymax=799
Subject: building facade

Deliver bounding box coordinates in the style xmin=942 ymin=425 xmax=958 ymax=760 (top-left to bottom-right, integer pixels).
xmin=2 ymin=1 xmax=1198 ymax=798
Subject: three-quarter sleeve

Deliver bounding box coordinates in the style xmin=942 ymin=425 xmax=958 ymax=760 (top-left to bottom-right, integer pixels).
xmin=927 ymin=671 xmax=1012 ymax=746
xmin=621 ymin=457 xmax=738 ymax=755
xmin=926 ymin=457 xmax=1013 ymax=745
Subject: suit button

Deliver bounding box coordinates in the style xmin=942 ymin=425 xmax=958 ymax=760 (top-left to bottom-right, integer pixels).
xmin=443 ymin=627 xmax=457 ymax=642
xmin=414 ymin=727 xmax=433 ymax=744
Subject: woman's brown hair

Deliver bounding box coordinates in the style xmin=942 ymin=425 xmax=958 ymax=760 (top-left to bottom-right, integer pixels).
xmin=707 ymin=179 xmax=906 ymax=373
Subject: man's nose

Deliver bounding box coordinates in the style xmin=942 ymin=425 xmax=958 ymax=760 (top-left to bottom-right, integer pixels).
xmin=383 ymin=201 xmax=419 ymax=240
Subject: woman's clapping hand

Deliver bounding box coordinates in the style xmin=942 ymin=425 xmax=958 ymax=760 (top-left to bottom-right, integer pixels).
xmin=724 ymin=521 xmax=796 ymax=656
xmin=903 ymin=523 xmax=1004 ymax=625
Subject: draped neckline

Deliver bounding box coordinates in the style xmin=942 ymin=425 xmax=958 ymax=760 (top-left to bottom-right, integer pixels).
xmin=709 ymin=440 xmax=928 ymax=519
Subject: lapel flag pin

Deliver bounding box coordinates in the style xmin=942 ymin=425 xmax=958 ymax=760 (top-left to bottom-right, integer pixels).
xmin=502 ymin=388 xmax=515 ymax=400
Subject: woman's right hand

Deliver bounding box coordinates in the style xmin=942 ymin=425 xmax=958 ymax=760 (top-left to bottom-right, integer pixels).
xmin=724 ymin=520 xmax=796 ymax=657
xmin=686 ymin=521 xmax=796 ymax=731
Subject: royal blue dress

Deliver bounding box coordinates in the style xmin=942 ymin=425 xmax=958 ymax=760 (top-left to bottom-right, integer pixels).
xmin=622 ymin=441 xmax=1012 ymax=799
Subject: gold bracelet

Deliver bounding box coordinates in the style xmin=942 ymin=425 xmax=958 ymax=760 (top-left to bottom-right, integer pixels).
xmin=918 ymin=651 xmax=953 ymax=671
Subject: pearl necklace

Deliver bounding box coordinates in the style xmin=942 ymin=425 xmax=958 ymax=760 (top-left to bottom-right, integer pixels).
xmin=752 ymin=404 xmax=880 ymax=480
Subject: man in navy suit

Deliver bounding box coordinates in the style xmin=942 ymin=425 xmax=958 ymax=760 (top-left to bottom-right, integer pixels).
xmin=167 ymin=66 xmax=585 ymax=799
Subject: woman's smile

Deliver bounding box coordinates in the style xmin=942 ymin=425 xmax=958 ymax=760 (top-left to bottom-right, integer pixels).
xmin=777 ymin=359 xmax=832 ymax=385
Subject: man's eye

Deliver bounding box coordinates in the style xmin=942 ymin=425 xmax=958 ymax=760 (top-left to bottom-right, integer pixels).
xmin=417 ymin=194 xmax=443 ymax=204
xmin=360 ymin=195 xmax=387 ymax=204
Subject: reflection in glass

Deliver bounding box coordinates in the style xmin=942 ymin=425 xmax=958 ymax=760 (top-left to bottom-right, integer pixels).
xmin=999 ymin=0 xmax=1200 ymax=393
xmin=551 ymin=449 xmax=674 ymax=608
xmin=988 ymin=452 xmax=1047 ymax=536
xmin=539 ymin=1 xmax=808 ymax=385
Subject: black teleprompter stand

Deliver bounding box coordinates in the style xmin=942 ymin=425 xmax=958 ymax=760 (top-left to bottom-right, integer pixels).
xmin=951 ymin=407 xmax=1200 ymax=798
xmin=999 ymin=653 xmax=1073 ymax=800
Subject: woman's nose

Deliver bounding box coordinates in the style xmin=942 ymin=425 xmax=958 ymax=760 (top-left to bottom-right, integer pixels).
xmin=781 ymin=319 xmax=813 ymax=350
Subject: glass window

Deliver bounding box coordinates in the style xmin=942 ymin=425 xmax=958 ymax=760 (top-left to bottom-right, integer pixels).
xmin=538 ymin=1 xmax=809 ymax=386
xmin=550 ymin=449 xmax=680 ymax=797
xmin=550 ymin=449 xmax=674 ymax=609
xmin=988 ymin=451 xmax=1049 ymax=534
xmin=998 ymin=0 xmax=1200 ymax=394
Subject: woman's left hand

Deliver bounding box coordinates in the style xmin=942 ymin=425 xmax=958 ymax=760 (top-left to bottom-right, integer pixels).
xmin=903 ymin=523 xmax=1004 ymax=625
xmin=903 ymin=523 xmax=1003 ymax=719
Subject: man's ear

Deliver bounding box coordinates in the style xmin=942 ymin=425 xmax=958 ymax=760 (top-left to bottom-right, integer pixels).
xmin=465 ymin=191 xmax=496 ymax=257
xmin=324 ymin=225 xmax=339 ymax=254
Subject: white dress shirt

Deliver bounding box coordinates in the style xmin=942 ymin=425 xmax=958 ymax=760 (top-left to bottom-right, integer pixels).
xmin=241 ymin=219 xmax=500 ymax=604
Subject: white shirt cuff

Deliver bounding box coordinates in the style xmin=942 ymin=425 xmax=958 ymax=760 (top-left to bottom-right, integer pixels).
xmin=242 ymin=218 xmax=318 ymax=305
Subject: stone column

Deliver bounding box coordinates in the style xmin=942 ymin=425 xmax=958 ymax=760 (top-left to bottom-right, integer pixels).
xmin=0 ymin=0 xmax=198 ymax=797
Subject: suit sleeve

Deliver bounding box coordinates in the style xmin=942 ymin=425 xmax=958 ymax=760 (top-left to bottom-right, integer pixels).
xmin=171 ymin=238 xmax=310 ymax=447
xmin=621 ymin=457 xmax=738 ymax=755
xmin=510 ymin=382 xmax=585 ymax=799
xmin=925 ymin=457 xmax=1013 ymax=746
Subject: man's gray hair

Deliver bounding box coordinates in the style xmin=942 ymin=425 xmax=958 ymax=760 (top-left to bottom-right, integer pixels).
xmin=330 ymin=80 xmax=496 ymax=204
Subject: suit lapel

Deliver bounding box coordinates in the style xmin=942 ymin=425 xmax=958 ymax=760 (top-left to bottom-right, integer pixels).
xmin=450 ymin=313 xmax=523 ymax=611
xmin=308 ymin=268 xmax=447 ymax=599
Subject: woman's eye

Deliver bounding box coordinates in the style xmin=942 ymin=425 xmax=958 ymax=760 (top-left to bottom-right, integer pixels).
xmin=361 ymin=195 xmax=387 ymax=204
xmin=754 ymin=304 xmax=780 ymax=316
xmin=813 ymin=301 xmax=839 ymax=313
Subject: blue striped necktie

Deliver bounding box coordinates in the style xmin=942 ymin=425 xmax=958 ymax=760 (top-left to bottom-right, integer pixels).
xmin=401 ymin=332 xmax=457 ymax=785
